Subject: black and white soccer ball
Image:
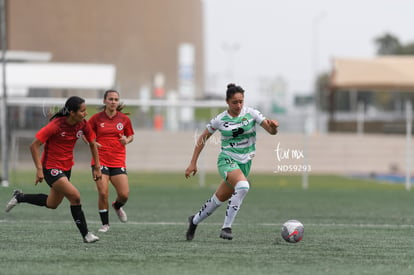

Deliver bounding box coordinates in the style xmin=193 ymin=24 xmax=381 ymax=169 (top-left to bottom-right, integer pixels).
xmin=281 ymin=219 xmax=304 ymax=243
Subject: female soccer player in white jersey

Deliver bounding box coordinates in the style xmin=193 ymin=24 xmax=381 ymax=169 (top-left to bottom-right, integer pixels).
xmin=185 ymin=83 xmax=279 ymax=241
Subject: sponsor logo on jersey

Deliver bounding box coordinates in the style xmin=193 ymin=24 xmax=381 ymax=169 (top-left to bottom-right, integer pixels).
xmin=229 ymin=140 xmax=249 ymax=147
xmin=50 ymin=169 xmax=62 ymax=177
xmin=232 ymin=127 xmax=244 ymax=137
xmin=116 ymin=123 xmax=124 ymax=130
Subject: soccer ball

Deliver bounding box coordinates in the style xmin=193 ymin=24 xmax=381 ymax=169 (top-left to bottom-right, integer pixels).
xmin=281 ymin=219 xmax=304 ymax=243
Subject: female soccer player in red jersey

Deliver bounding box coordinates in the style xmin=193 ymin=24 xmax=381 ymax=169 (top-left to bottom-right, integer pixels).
xmin=88 ymin=90 xmax=134 ymax=233
xmin=5 ymin=96 xmax=101 ymax=243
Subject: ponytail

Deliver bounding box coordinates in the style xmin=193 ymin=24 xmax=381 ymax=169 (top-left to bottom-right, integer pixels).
xmin=50 ymin=96 xmax=85 ymax=121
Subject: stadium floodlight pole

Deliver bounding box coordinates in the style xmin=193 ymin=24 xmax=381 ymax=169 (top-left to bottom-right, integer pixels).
xmin=0 ymin=0 xmax=8 ymax=187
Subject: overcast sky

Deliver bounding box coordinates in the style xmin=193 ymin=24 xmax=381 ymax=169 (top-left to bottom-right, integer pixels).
xmin=203 ymin=0 xmax=414 ymax=98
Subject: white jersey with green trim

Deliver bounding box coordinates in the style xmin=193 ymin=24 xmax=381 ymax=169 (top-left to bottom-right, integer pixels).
xmin=206 ymin=106 xmax=266 ymax=163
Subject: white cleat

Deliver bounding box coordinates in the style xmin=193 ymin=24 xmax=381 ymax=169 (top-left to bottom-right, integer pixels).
xmin=5 ymin=190 xmax=22 ymax=213
xmin=98 ymin=224 xmax=110 ymax=233
xmin=83 ymin=232 xmax=99 ymax=243
xmin=112 ymin=202 xmax=127 ymax=223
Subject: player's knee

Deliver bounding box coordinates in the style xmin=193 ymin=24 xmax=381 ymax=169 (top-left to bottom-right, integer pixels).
xmin=118 ymin=190 xmax=129 ymax=202
xmin=98 ymin=190 xmax=108 ymax=201
xmin=235 ymin=180 xmax=249 ymax=197
xmin=46 ymin=204 xmax=59 ymax=209
xmin=45 ymin=199 xmax=60 ymax=209
xmin=66 ymin=193 xmax=81 ymax=205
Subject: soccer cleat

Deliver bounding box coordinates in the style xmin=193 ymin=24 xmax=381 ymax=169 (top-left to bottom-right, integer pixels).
xmin=98 ymin=224 xmax=110 ymax=233
xmin=83 ymin=232 xmax=100 ymax=243
xmin=220 ymin=227 xmax=233 ymax=240
xmin=112 ymin=202 xmax=127 ymax=223
xmin=5 ymin=189 xmax=22 ymax=213
xmin=186 ymin=215 xmax=198 ymax=241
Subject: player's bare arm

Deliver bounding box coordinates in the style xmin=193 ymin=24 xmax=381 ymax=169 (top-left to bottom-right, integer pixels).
xmin=185 ymin=129 xmax=212 ymax=178
xmin=119 ymin=134 xmax=134 ymax=145
xmin=261 ymin=119 xmax=279 ymax=135
xmin=89 ymin=142 xmax=102 ymax=181
xmin=30 ymin=138 xmax=44 ymax=185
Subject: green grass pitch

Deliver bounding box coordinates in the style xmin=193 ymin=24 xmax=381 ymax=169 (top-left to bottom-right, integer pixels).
xmin=1 ymin=171 xmax=414 ymax=275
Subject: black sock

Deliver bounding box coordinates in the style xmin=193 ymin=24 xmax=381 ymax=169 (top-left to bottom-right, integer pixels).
xmin=70 ymin=205 xmax=89 ymax=237
xmin=99 ymin=210 xmax=109 ymax=225
xmin=17 ymin=193 xmax=48 ymax=207
xmin=113 ymin=201 xmax=125 ymax=209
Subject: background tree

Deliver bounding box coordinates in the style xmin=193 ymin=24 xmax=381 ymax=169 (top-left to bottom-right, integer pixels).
xmin=399 ymin=42 xmax=414 ymax=55
xmin=374 ymin=32 xmax=401 ymax=55
xmin=374 ymin=32 xmax=414 ymax=55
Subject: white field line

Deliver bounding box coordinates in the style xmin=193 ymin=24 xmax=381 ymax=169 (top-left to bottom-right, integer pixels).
xmin=1 ymin=219 xmax=414 ymax=228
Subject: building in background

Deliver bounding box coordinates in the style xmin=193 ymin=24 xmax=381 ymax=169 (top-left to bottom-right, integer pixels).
xmin=6 ymin=0 xmax=204 ymax=99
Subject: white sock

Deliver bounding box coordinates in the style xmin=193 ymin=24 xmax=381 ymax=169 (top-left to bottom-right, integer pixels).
xmin=193 ymin=194 xmax=223 ymax=225
xmin=222 ymin=181 xmax=250 ymax=229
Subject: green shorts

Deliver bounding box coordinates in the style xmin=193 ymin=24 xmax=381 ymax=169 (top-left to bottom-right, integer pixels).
xmin=217 ymin=153 xmax=251 ymax=182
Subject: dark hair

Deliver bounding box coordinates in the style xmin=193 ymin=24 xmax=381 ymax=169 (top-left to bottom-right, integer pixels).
xmin=226 ymin=83 xmax=245 ymax=100
xmin=50 ymin=96 xmax=85 ymax=121
xmin=100 ymin=89 xmax=126 ymax=112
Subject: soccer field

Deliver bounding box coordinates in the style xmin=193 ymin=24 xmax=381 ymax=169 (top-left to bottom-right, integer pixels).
xmin=1 ymin=171 xmax=414 ymax=275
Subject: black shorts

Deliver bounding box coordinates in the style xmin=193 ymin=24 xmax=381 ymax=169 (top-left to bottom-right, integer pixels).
xmin=43 ymin=168 xmax=71 ymax=187
xmin=92 ymin=166 xmax=127 ymax=177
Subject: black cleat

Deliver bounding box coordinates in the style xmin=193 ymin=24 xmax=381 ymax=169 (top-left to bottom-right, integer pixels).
xmin=220 ymin=227 xmax=233 ymax=240
xmin=186 ymin=215 xmax=197 ymax=241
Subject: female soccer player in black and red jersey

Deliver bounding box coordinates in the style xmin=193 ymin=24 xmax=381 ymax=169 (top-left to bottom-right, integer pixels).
xmin=87 ymin=90 xmax=134 ymax=233
xmin=5 ymin=96 xmax=101 ymax=243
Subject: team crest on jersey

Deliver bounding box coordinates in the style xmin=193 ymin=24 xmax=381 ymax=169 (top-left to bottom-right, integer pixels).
xmin=241 ymin=118 xmax=249 ymax=126
xmin=100 ymin=123 xmax=105 ymax=128
xmin=223 ymin=122 xmax=229 ymax=128
xmin=76 ymin=130 xmax=83 ymax=138
xmin=116 ymin=123 xmax=124 ymax=130
xmin=50 ymin=169 xmax=62 ymax=177
xmin=60 ymin=132 xmax=66 ymax=137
